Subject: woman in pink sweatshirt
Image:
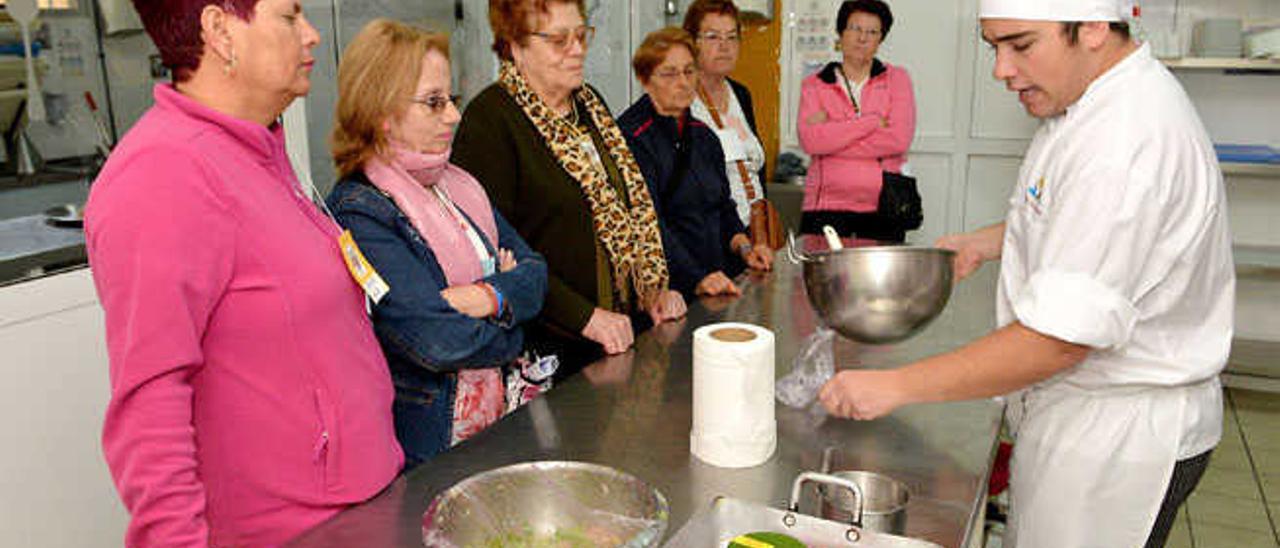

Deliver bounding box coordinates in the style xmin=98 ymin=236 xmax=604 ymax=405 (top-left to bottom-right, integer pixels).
xmin=797 ymin=0 xmax=917 ymax=243
xmin=84 ymin=1 xmax=402 ymax=545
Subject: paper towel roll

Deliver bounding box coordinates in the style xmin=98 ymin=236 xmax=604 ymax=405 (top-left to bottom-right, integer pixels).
xmin=690 ymin=322 xmax=777 ymax=468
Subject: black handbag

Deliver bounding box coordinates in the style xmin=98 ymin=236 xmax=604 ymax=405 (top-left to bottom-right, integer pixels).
xmin=877 ymin=171 xmax=923 ymax=231
xmin=836 ymin=68 xmax=922 ymax=233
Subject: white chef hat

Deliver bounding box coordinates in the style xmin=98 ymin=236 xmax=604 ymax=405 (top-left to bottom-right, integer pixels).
xmin=979 ymin=0 xmax=1130 ymax=22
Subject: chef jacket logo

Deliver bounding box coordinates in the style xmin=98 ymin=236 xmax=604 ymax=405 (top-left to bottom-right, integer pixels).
xmin=1026 ymin=176 xmax=1046 ymax=214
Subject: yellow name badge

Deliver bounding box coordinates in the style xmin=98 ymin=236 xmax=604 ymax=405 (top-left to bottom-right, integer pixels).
xmin=338 ymin=230 xmax=390 ymax=304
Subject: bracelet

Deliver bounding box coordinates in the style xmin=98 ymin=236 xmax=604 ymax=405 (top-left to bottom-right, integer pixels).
xmin=737 ymin=242 xmax=753 ymax=257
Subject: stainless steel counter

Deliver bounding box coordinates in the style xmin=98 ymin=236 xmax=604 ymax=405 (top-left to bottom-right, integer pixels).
xmin=0 ymin=213 xmax=86 ymax=286
xmin=288 ymin=260 xmax=1005 ymax=548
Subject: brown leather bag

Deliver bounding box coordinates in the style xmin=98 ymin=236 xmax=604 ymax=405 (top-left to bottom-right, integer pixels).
xmin=699 ymin=83 xmax=784 ymax=251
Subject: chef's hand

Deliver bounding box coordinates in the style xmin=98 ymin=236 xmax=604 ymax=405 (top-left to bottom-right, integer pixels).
xmin=819 ymin=369 xmax=908 ymax=420
xmin=935 ymin=224 xmax=1004 ymax=282
xmin=696 ymin=271 xmax=740 ymax=296
xmin=648 ymin=289 xmax=687 ymax=325
xmin=582 ymin=308 xmax=633 ymax=354
xmin=938 ymin=239 xmax=985 ymax=282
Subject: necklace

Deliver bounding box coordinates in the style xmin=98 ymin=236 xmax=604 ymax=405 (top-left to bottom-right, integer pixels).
xmin=564 ymin=101 xmax=580 ymax=127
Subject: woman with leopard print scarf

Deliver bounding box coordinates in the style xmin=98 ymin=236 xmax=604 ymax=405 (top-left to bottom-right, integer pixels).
xmin=452 ymin=0 xmax=686 ymax=358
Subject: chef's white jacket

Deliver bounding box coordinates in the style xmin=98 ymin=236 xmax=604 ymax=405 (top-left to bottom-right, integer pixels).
xmin=996 ymin=43 xmax=1235 ymax=547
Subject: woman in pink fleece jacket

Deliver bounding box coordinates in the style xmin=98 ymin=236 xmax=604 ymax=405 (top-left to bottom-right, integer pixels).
xmin=798 ymin=0 xmax=916 ymax=243
xmin=84 ymin=1 xmax=402 ymax=545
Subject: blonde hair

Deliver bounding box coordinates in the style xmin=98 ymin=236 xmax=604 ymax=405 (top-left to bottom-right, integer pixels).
xmin=332 ymin=19 xmax=451 ymax=178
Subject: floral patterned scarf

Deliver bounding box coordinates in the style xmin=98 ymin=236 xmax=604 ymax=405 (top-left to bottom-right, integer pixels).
xmin=497 ymin=61 xmax=669 ymax=307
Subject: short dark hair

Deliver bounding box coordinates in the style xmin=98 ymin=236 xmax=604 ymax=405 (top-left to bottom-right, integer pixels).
xmin=130 ymin=0 xmax=259 ymax=82
xmin=1061 ymin=21 xmax=1132 ymax=45
xmin=836 ymin=0 xmax=893 ymax=40
xmin=682 ymin=0 xmax=740 ymax=37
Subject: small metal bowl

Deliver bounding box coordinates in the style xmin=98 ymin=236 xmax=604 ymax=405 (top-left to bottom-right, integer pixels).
xmin=791 ymin=238 xmax=955 ymax=344
xmin=818 ymin=470 xmax=911 ymax=535
xmin=421 ymin=461 xmax=669 ymax=547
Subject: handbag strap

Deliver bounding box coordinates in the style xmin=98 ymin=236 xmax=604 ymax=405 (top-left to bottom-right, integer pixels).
xmin=840 ymin=66 xmax=897 ymax=173
xmin=697 ymin=82 xmax=759 ymax=203
xmin=838 ymin=65 xmax=861 ymax=115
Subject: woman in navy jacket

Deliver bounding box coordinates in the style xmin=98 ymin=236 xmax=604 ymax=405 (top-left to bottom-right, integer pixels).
xmin=620 ymin=28 xmax=766 ymax=298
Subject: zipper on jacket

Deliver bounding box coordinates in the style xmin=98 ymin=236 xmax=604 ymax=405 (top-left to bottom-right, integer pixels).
xmin=312 ymin=388 xmax=330 ymax=464
xmin=312 ymin=430 xmax=330 ymax=463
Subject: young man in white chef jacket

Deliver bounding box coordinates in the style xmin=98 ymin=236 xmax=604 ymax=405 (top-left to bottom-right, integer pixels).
xmin=818 ymin=1 xmax=1235 ymax=546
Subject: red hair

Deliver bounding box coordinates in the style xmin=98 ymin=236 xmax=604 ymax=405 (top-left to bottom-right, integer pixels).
xmin=632 ymin=28 xmax=695 ymax=83
xmin=130 ymin=0 xmax=260 ymax=82
xmin=489 ymin=0 xmax=586 ymax=61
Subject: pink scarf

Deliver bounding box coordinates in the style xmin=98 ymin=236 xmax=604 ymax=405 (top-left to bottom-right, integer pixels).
xmin=365 ymin=146 xmax=498 ymax=286
xmin=365 ymin=145 xmax=504 ymax=446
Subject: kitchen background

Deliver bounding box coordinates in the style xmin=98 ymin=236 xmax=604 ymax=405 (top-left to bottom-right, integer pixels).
xmin=0 ymin=0 xmax=1277 ymax=545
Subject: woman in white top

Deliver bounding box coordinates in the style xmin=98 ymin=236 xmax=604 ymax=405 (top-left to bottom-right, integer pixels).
xmin=683 ymin=0 xmax=773 ymax=269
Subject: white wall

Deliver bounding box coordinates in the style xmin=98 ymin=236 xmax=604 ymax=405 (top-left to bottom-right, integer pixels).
xmin=0 ymin=268 xmax=126 ymax=546
xmin=776 ymin=0 xmax=1034 ymax=246
xmin=1175 ymin=71 xmax=1280 ymax=254
xmin=776 ymin=0 xmax=1280 ymax=255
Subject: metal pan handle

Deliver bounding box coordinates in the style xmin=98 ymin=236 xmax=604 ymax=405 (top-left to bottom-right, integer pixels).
xmin=789 ymin=471 xmax=866 ymax=527
xmin=786 ymin=230 xmax=817 ymax=264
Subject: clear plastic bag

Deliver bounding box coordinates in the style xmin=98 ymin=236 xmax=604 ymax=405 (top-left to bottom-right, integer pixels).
xmin=775 ymin=327 xmax=836 ymax=409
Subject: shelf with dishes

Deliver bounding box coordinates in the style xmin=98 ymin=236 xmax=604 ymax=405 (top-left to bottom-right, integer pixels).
xmin=1160 ymin=57 xmax=1280 ymax=72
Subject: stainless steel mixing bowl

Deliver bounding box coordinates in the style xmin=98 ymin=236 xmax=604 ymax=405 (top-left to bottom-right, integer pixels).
xmin=421 ymin=461 xmax=669 ymax=547
xmin=792 ymin=240 xmax=956 ymax=344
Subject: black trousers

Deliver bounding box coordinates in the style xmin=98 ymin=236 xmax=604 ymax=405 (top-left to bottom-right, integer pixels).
xmin=799 ymin=210 xmax=905 ymax=243
xmin=1144 ymin=449 xmax=1213 ymax=548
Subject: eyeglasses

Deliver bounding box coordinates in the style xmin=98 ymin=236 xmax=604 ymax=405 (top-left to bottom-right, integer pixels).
xmin=531 ymin=26 xmax=596 ymax=51
xmin=697 ymin=31 xmax=740 ymax=43
xmin=409 ymin=94 xmax=460 ymax=114
xmin=653 ymin=67 xmax=697 ymax=80
xmin=844 ymin=25 xmax=882 ymax=39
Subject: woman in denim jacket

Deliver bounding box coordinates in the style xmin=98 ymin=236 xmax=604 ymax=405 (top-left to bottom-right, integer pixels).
xmin=327 ymin=20 xmax=547 ymax=467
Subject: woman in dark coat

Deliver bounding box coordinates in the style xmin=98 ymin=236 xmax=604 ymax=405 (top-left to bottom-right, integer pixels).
xmin=452 ymin=0 xmax=686 ymax=360
xmin=619 ymin=27 xmax=766 ymax=298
